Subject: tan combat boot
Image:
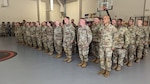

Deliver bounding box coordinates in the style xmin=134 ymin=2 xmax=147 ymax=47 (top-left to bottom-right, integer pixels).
xmin=116 ymin=65 xmax=122 ymax=71
xmin=127 ymin=61 xmax=133 ymax=67
xmin=104 ymin=71 xmax=110 ymax=77
xmin=91 ymin=58 xmax=97 ymax=62
xmin=64 ymin=58 xmax=69 ymax=62
xmin=94 ymin=58 xmax=100 ymax=64
xmin=44 ymin=49 xmax=49 ymax=53
xmin=66 ymin=58 xmax=72 ymax=63
xmin=124 ymin=60 xmax=128 ymax=65
xmin=81 ymin=61 xmax=87 ymax=68
xmin=55 ymin=54 xmax=61 ymax=59
xmin=112 ymin=64 xmax=118 ymax=70
xmin=98 ymin=69 xmax=106 ymax=75
xmin=48 ymin=52 xmax=53 ymax=56
xmin=135 ymin=58 xmax=140 ymax=63
xmin=38 ymin=47 xmax=42 ymax=51
xmin=78 ymin=61 xmax=84 ymax=66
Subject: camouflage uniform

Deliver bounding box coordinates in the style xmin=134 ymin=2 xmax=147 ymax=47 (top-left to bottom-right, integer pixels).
xmin=63 ymin=24 xmax=75 ymax=59
xmin=46 ymin=26 xmax=54 ymax=53
xmin=99 ymin=24 xmax=117 ymax=71
xmin=77 ymin=25 xmax=92 ymax=62
xmin=26 ymin=26 xmax=32 ymax=46
xmin=30 ymin=26 xmax=37 ymax=47
xmin=18 ymin=26 xmax=24 ymax=43
xmin=127 ymin=25 xmax=138 ymax=66
xmin=135 ymin=26 xmax=149 ymax=62
xmin=35 ymin=26 xmax=42 ymax=49
xmin=15 ymin=26 xmax=20 ymax=42
xmin=112 ymin=26 xmax=130 ymax=69
xmin=22 ymin=25 xmax=26 ymax=44
xmin=54 ymin=26 xmax=63 ymax=56
xmin=91 ymin=23 xmax=102 ymax=63
xmin=41 ymin=26 xmax=48 ymax=51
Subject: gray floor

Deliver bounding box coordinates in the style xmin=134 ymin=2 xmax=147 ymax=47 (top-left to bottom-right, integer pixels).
xmin=0 ymin=37 xmax=150 ymax=84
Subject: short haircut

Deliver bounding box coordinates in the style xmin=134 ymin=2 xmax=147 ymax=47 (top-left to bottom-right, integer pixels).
xmin=65 ymin=16 xmax=70 ymax=20
xmin=117 ymin=18 xmax=123 ymax=22
xmin=129 ymin=19 xmax=134 ymax=22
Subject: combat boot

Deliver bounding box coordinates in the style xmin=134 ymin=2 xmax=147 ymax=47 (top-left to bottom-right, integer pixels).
xmin=91 ymin=58 xmax=96 ymax=62
xmin=44 ymin=49 xmax=49 ymax=53
xmin=104 ymin=71 xmax=110 ymax=77
xmin=94 ymin=58 xmax=100 ymax=64
xmin=124 ymin=60 xmax=128 ymax=65
xmin=135 ymin=58 xmax=140 ymax=63
xmin=112 ymin=64 xmax=118 ymax=70
xmin=116 ymin=65 xmax=122 ymax=71
xmin=81 ymin=61 xmax=87 ymax=68
xmin=66 ymin=58 xmax=72 ymax=63
xmin=38 ymin=47 xmax=42 ymax=51
xmin=64 ymin=58 xmax=69 ymax=62
xmin=48 ymin=52 xmax=53 ymax=56
xmin=98 ymin=69 xmax=106 ymax=75
xmin=127 ymin=61 xmax=133 ymax=67
xmin=55 ymin=54 xmax=61 ymax=59
xmin=78 ymin=61 xmax=84 ymax=66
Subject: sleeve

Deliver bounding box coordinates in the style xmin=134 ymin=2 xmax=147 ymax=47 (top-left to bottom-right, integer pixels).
xmin=144 ymin=27 xmax=149 ymax=46
xmin=87 ymin=26 xmax=92 ymax=45
xmin=70 ymin=26 xmax=75 ymax=42
xmin=123 ymin=29 xmax=130 ymax=48
xmin=112 ymin=26 xmax=118 ymax=49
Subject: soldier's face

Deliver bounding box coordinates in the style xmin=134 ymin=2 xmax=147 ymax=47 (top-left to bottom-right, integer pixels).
xmin=143 ymin=22 xmax=148 ymax=26
xmin=64 ymin=18 xmax=69 ymax=24
xmin=103 ymin=16 xmax=110 ymax=24
xmin=117 ymin=20 xmax=122 ymax=26
xmin=55 ymin=21 xmax=59 ymax=26
xmin=79 ymin=19 xmax=86 ymax=26
xmin=137 ymin=20 xmax=143 ymax=26
xmin=128 ymin=20 xmax=133 ymax=26
xmin=94 ymin=18 xmax=100 ymax=24
xmin=112 ymin=20 xmax=116 ymax=26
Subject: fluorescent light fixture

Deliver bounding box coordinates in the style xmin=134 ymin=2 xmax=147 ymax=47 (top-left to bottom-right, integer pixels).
xmin=50 ymin=0 xmax=53 ymax=10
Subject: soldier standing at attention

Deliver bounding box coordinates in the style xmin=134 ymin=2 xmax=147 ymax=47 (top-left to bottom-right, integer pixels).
xmin=54 ymin=21 xmax=63 ymax=59
xmin=112 ymin=18 xmax=130 ymax=71
xmin=77 ymin=18 xmax=92 ymax=68
xmin=63 ymin=17 xmax=75 ymax=63
xmin=41 ymin=22 xmax=48 ymax=52
xmin=35 ymin=22 xmax=42 ymax=50
xmin=98 ymin=16 xmax=117 ymax=77
xmin=91 ymin=17 xmax=102 ymax=64
xmin=46 ymin=22 xmax=54 ymax=56
xmin=126 ymin=19 xmax=138 ymax=67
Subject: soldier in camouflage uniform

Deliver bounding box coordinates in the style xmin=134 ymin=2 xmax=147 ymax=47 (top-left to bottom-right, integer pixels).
xmin=26 ymin=22 xmax=32 ymax=46
xmin=135 ymin=19 xmax=149 ymax=63
xmin=142 ymin=21 xmax=150 ymax=59
xmin=30 ymin=22 xmax=37 ymax=48
xmin=41 ymin=22 xmax=48 ymax=52
xmin=98 ymin=16 xmax=117 ymax=77
xmin=112 ymin=18 xmax=130 ymax=71
xmin=14 ymin=22 xmax=20 ymax=42
xmin=112 ymin=19 xmax=117 ymax=27
xmin=91 ymin=17 xmax=102 ymax=64
xmin=77 ymin=18 xmax=92 ymax=68
xmin=126 ymin=19 xmax=138 ymax=67
xmin=63 ymin=17 xmax=75 ymax=63
xmin=54 ymin=21 xmax=63 ymax=58
xmin=18 ymin=23 xmax=24 ymax=43
xmin=46 ymin=22 xmax=54 ymax=56
xmin=22 ymin=23 xmax=26 ymax=45
xmin=35 ymin=22 xmax=42 ymax=50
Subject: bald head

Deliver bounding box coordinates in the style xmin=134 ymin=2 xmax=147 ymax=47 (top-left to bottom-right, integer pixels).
xmin=103 ymin=16 xmax=110 ymax=25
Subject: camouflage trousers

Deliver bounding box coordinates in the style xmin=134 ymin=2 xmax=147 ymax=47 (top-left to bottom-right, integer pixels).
xmin=63 ymin=42 xmax=73 ymax=59
xmin=47 ymin=41 xmax=54 ymax=52
xmin=127 ymin=44 xmax=136 ymax=62
xmin=113 ymin=48 xmax=126 ymax=66
xmin=24 ymin=35 xmax=28 ymax=44
xmin=78 ymin=46 xmax=89 ymax=62
xmin=91 ymin=42 xmax=100 ymax=58
xmin=136 ymin=44 xmax=144 ymax=59
xmin=31 ymin=37 xmax=37 ymax=47
xmin=54 ymin=40 xmax=62 ymax=54
xmin=99 ymin=47 xmax=112 ymax=71
xmin=19 ymin=34 xmax=24 ymax=43
xmin=42 ymin=37 xmax=48 ymax=50
xmin=142 ymin=45 xmax=149 ymax=57
xmin=37 ymin=38 xmax=42 ymax=48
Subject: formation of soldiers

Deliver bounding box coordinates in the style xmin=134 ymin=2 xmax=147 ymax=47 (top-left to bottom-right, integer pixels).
xmin=0 ymin=22 xmax=15 ymax=37
xmin=10 ymin=15 xmax=150 ymax=77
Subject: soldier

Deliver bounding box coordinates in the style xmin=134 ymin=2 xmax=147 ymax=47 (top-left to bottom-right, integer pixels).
xmin=63 ymin=17 xmax=75 ymax=63
xmin=54 ymin=21 xmax=63 ymax=58
xmin=126 ymin=19 xmax=138 ymax=67
xmin=35 ymin=22 xmax=42 ymax=50
xmin=46 ymin=22 xmax=54 ymax=56
xmin=98 ymin=16 xmax=117 ymax=77
xmin=135 ymin=19 xmax=149 ymax=63
xmin=142 ymin=21 xmax=150 ymax=59
xmin=41 ymin=22 xmax=48 ymax=52
xmin=26 ymin=22 xmax=32 ymax=47
xmin=22 ymin=23 xmax=26 ymax=45
xmin=112 ymin=18 xmax=130 ymax=71
xmin=30 ymin=22 xmax=37 ymax=48
xmin=91 ymin=17 xmax=102 ymax=64
xmin=18 ymin=23 xmax=24 ymax=43
xmin=1 ymin=22 xmax=6 ymax=37
xmin=14 ymin=22 xmax=20 ymax=42
xmin=77 ymin=18 xmax=92 ymax=68
xmin=112 ymin=19 xmax=117 ymax=27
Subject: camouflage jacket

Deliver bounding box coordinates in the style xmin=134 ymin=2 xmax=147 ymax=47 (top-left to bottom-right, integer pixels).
xmin=25 ymin=26 xmax=30 ymax=36
xmin=41 ymin=26 xmax=47 ymax=38
xmin=30 ymin=26 xmax=36 ymax=37
xmin=99 ymin=24 xmax=117 ymax=48
xmin=77 ymin=25 xmax=92 ymax=46
xmin=46 ymin=26 xmax=54 ymax=41
xmin=128 ymin=25 xmax=138 ymax=45
xmin=35 ymin=26 xmax=42 ymax=38
xmin=54 ymin=26 xmax=63 ymax=44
